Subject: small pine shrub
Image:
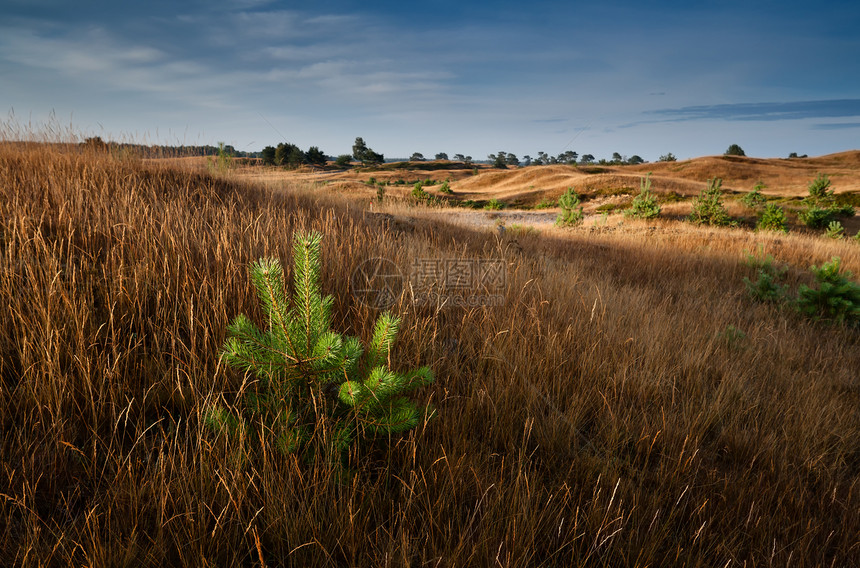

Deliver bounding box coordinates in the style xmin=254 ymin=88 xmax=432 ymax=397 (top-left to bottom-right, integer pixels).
xmin=625 ymin=173 xmax=661 ymax=219
xmin=743 ymin=249 xmax=788 ymax=303
xmin=439 ymin=181 xmax=453 ymax=194
xmin=484 ymin=198 xmax=505 ymax=210
xmin=688 ymin=178 xmax=733 ymax=226
xmin=534 ymin=197 xmax=556 ymax=209
xmin=412 ymin=182 xmax=430 ymax=201
xmin=206 ymin=232 xmax=434 ymax=467
xmin=376 ymin=185 xmax=386 ymax=203
xmin=717 ymin=324 xmax=748 ymax=349
xmin=799 ymin=207 xmax=835 ymax=229
xmin=825 ymin=221 xmax=845 ymax=239
xmin=806 ymin=173 xmax=834 ymax=206
xmin=741 ymin=182 xmax=767 ymax=209
xmin=555 ymin=187 xmax=584 ymax=227
xmin=831 ymin=204 xmax=856 ymax=218
xmin=796 ymin=258 xmax=860 ymax=327
xmin=756 ymin=203 xmax=788 ymax=233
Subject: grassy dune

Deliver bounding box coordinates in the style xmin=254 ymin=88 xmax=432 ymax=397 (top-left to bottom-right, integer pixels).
xmin=1 ymin=142 xmax=858 ymax=566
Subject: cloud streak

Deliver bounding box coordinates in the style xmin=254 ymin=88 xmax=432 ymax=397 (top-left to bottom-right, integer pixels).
xmin=644 ymin=99 xmax=860 ymax=123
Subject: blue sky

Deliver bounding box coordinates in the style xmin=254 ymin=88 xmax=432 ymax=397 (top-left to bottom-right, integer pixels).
xmin=1 ymin=0 xmax=859 ymax=161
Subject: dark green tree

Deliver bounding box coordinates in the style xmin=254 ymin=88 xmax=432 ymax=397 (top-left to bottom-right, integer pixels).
xmin=353 ymin=137 xmax=384 ymax=166
xmin=261 ymin=145 xmax=277 ymax=165
xmin=489 ymin=152 xmax=508 ymax=169
xmin=410 ymin=152 xmax=425 ymax=162
xmin=435 ymin=152 xmax=448 ymax=160
xmin=725 ymin=144 xmax=746 ymax=157
xmin=335 ymin=154 xmax=353 ymax=167
xmin=305 ymin=146 xmax=327 ymax=167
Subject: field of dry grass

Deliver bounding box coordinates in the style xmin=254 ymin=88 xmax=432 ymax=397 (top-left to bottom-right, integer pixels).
xmin=1 ymin=141 xmax=859 ymax=567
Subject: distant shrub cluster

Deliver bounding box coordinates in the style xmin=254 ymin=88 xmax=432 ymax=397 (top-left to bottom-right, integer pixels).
xmin=744 ymin=254 xmax=860 ymax=327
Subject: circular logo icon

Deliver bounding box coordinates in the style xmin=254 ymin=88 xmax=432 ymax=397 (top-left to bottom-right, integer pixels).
xmin=350 ymin=257 xmax=403 ymax=309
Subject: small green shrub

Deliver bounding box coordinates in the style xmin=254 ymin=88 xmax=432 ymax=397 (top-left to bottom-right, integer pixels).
xmin=535 ymin=198 xmax=557 ymax=209
xmin=625 ymin=173 xmax=661 ymax=219
xmin=376 ymin=185 xmax=386 ymax=203
xmin=796 ymin=258 xmax=860 ymax=327
xmin=484 ymin=198 xmax=506 ymax=210
xmin=412 ymin=182 xmax=430 ymax=201
xmin=741 ymin=181 xmax=767 ymax=209
xmin=206 ymin=232 xmax=434 ymax=468
xmin=743 ymin=249 xmax=788 ymax=303
xmin=688 ymin=178 xmax=734 ymax=226
xmin=799 ymin=207 xmax=835 ymax=229
xmin=744 ymin=268 xmax=788 ymax=303
xmin=830 ymin=204 xmax=856 ymax=218
xmin=555 ymin=187 xmax=584 ymax=227
xmin=717 ymin=324 xmax=748 ymax=349
xmin=439 ymin=181 xmax=453 ymax=194
xmin=806 ymin=173 xmax=834 ymax=206
xmin=825 ymin=221 xmax=845 ymax=239
xmin=757 ymin=203 xmax=788 ymax=233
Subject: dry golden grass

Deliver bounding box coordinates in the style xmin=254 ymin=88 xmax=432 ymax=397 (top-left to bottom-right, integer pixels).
xmin=1 ymin=141 xmax=859 ymax=567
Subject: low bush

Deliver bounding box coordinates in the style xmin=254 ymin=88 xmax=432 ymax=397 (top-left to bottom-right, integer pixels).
xmin=825 ymin=221 xmax=845 ymax=239
xmin=555 ymin=187 xmax=584 ymax=227
xmin=484 ymin=198 xmax=506 ymax=210
xmin=799 ymin=207 xmax=835 ymax=229
xmin=741 ymin=181 xmax=767 ymax=209
xmin=625 ymin=173 xmax=661 ymax=219
xmin=688 ymin=178 xmax=734 ymax=226
xmin=756 ymin=203 xmax=788 ymax=233
xmin=796 ymin=258 xmax=860 ymax=327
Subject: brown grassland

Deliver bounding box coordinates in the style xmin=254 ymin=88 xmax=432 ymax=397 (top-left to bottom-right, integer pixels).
xmin=1 ymin=140 xmax=859 ymax=567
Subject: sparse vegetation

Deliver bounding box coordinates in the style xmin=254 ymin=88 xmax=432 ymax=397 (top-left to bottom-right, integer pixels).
xmin=483 ymin=198 xmax=506 ymax=210
xmin=555 ymin=187 xmax=584 ymax=227
xmin=741 ymin=181 xmax=767 ymax=209
xmin=624 ymin=173 xmax=661 ymax=219
xmin=688 ymin=177 xmax=734 ymax=226
xmin=796 ymin=258 xmax=860 ymax=326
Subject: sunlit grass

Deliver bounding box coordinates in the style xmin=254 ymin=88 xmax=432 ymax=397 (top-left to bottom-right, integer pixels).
xmin=1 ymin=138 xmax=858 ymax=566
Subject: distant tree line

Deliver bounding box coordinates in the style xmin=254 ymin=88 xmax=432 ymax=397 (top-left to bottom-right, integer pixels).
xmin=480 ymin=149 xmax=648 ymax=168
xmin=260 ymin=142 xmax=327 ymax=168
xmin=80 ymin=137 xmax=260 ymax=158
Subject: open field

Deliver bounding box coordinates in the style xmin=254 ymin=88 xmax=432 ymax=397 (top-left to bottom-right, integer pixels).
xmin=1 ymin=141 xmax=859 ymax=566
